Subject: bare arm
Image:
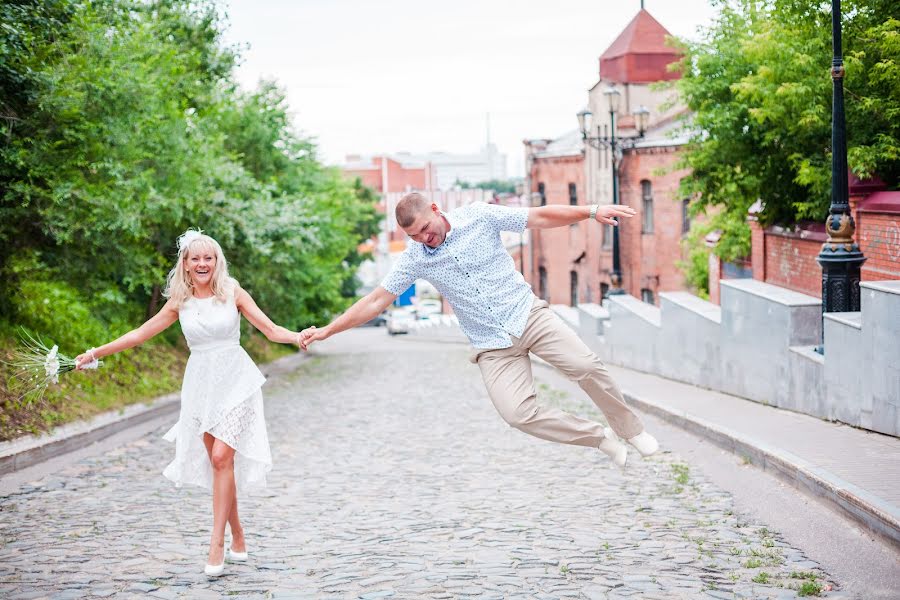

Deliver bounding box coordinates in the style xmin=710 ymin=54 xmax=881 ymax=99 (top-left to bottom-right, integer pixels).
xmin=74 ymin=298 xmax=180 ymax=368
xmin=299 ymin=286 xmax=397 ymax=351
xmin=526 ymin=204 xmax=636 ymax=229
xmin=235 ymin=286 xmax=299 ymax=345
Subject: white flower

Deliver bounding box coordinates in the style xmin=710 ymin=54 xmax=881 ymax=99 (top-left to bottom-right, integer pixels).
xmin=45 ymin=345 xmax=60 ymax=384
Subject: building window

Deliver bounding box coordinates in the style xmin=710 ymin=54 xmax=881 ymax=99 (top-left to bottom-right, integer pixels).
xmin=641 ymin=180 xmax=654 ymax=233
xmin=600 ymin=283 xmax=610 ymax=299
xmin=568 ymin=183 xmax=577 ymax=205
xmin=570 ymin=271 xmax=578 ymax=306
xmin=682 ymin=199 xmax=691 ymax=234
xmin=539 ymin=266 xmax=548 ymax=300
xmin=537 ymin=182 xmax=546 ymax=206
xmin=641 ymin=288 xmax=655 ymax=304
xmin=602 ymin=223 xmax=613 ymax=249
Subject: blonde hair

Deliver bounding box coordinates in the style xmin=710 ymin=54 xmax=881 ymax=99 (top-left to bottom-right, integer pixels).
xmin=163 ymin=230 xmax=237 ymax=308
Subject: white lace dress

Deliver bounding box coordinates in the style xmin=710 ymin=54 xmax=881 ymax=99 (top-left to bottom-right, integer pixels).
xmin=162 ymin=293 xmax=272 ymax=492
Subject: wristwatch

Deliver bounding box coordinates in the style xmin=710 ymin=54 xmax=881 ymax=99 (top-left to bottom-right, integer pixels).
xmin=589 ymin=204 xmax=599 ymax=221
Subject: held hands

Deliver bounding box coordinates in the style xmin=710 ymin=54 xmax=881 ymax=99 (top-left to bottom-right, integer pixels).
xmin=593 ymin=204 xmax=637 ymax=226
xmin=298 ymin=326 xmax=328 ymax=351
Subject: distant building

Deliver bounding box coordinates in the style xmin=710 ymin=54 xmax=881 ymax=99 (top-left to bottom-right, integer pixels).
xmin=526 ymin=8 xmax=691 ymax=307
xmin=342 ymin=155 xmax=436 ymax=194
xmin=341 ymin=146 xmax=507 ymax=193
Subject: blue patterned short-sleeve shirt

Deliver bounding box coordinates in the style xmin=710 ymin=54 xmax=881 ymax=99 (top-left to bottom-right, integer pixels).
xmin=381 ymin=201 xmax=535 ymax=349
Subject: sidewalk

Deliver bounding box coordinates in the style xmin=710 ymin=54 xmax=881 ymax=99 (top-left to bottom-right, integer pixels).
xmin=597 ymin=363 xmax=900 ymax=548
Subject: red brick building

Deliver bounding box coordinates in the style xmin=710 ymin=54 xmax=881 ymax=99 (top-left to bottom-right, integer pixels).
xmin=526 ymin=8 xmax=689 ymax=306
xmin=526 ymin=132 xmax=592 ymax=304
xmin=341 ymin=155 xmax=436 ymax=194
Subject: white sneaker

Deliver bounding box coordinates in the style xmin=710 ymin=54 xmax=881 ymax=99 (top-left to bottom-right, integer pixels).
xmin=627 ymin=431 xmax=659 ymax=457
xmin=599 ymin=428 xmax=628 ymax=468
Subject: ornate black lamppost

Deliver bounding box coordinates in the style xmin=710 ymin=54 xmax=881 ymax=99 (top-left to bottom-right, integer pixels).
xmin=816 ymin=0 xmax=865 ymax=350
xmin=578 ymin=86 xmax=649 ymax=295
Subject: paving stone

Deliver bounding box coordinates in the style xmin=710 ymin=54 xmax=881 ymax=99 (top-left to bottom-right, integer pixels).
xmin=0 ymin=332 xmax=841 ymax=599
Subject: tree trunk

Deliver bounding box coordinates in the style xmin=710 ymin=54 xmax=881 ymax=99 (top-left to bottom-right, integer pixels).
xmin=147 ymin=284 xmax=161 ymax=320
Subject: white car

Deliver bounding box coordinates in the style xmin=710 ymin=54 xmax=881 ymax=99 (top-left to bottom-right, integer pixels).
xmin=417 ymin=299 xmax=442 ymax=317
xmin=386 ymin=308 xmax=414 ymax=335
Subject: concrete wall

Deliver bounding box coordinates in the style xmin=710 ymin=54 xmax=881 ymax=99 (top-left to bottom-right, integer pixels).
xmin=658 ymin=292 xmax=722 ymax=390
xmin=573 ymin=278 xmax=900 ymax=437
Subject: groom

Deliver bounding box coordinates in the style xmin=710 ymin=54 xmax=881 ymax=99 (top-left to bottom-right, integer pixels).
xmin=299 ymin=192 xmax=658 ymax=466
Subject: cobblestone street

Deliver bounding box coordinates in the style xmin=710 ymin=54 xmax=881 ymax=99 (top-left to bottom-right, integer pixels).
xmin=0 ymin=329 xmax=844 ymax=599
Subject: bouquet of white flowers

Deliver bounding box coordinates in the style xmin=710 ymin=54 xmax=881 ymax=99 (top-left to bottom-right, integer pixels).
xmin=6 ymin=331 xmax=100 ymax=403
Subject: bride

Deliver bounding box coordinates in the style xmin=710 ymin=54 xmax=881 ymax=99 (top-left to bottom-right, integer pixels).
xmin=76 ymin=230 xmax=300 ymax=576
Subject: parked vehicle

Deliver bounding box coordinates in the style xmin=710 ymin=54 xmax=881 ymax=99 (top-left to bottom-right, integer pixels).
xmin=386 ymin=308 xmax=414 ymax=335
xmin=417 ymin=299 xmax=442 ymax=317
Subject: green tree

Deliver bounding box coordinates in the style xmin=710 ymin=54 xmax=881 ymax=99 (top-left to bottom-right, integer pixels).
xmin=1 ymin=0 xmax=379 ymax=343
xmin=674 ymin=0 xmax=900 ymax=291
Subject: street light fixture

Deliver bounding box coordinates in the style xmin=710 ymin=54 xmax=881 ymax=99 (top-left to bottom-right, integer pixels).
xmin=815 ymin=0 xmax=865 ymax=354
xmin=578 ymin=85 xmax=649 ymax=295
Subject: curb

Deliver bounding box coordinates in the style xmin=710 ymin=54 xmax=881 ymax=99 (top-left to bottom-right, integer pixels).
xmin=0 ymin=393 xmax=180 ymax=476
xmin=622 ymin=389 xmax=900 ymax=550
xmin=0 ymin=351 xmax=308 ymax=476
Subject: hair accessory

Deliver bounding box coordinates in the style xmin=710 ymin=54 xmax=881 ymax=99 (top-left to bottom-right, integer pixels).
xmin=176 ymin=229 xmax=204 ymax=253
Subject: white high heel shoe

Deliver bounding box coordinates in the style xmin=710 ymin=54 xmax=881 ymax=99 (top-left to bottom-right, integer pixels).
xmin=227 ymin=546 xmax=248 ymax=562
xmin=204 ymin=561 xmax=225 ymax=577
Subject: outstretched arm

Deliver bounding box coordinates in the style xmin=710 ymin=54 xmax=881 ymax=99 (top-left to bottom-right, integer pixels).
xmin=75 ymin=299 xmax=180 ymax=368
xmin=299 ymin=286 xmax=397 ymax=351
xmin=526 ymin=204 xmax=636 ymax=229
xmin=235 ymin=285 xmax=300 ymax=345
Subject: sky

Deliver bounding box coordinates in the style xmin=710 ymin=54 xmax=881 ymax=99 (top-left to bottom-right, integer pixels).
xmin=220 ymin=0 xmax=719 ymax=176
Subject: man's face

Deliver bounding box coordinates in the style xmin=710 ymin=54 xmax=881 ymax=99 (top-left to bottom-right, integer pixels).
xmin=403 ymin=204 xmax=447 ymax=248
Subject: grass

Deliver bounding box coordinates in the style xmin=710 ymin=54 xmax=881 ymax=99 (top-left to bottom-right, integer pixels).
xmin=797 ymin=581 xmax=823 ymax=596
xmin=752 ymin=572 xmax=770 ymax=584
xmin=0 ymin=330 xmax=295 ymax=441
xmin=743 ymin=558 xmax=763 ymax=569
xmin=671 ymin=462 xmax=690 ymax=485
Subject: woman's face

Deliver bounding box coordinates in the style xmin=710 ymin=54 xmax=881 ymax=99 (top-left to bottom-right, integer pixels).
xmin=185 ymin=244 xmax=217 ymax=287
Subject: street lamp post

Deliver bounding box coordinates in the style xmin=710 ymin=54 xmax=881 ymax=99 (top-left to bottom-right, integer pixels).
xmin=815 ymin=0 xmax=865 ymax=352
xmin=578 ymin=85 xmax=649 ymax=296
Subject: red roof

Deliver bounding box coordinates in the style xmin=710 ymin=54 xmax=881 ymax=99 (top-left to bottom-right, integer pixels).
xmin=599 ymin=9 xmax=682 ymax=84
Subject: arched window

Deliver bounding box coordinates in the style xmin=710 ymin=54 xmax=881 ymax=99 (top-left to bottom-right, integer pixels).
xmin=568 ymin=183 xmax=577 ymax=205
xmin=570 ymin=271 xmax=578 ymax=306
xmin=641 ymin=180 xmax=654 ymax=233
xmin=537 ymin=182 xmax=546 ymax=206
xmin=682 ymin=198 xmax=691 ymax=234
xmin=539 ymin=266 xmax=548 ymax=300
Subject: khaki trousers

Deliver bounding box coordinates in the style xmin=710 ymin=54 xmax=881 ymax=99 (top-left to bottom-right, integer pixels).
xmin=472 ymin=299 xmax=644 ymax=448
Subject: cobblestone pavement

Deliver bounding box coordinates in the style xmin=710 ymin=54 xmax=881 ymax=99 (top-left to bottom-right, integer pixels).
xmin=0 ymin=329 xmax=846 ymax=599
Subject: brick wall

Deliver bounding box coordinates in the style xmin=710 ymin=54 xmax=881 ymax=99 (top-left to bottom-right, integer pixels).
xmin=528 ymin=144 xmax=691 ymax=306
xmin=615 ymin=146 xmax=691 ymax=302
xmin=857 ymin=193 xmax=900 ymax=281
xmin=529 ymin=153 xmax=589 ymax=305
xmin=762 ymin=228 xmax=825 ymax=296
xmin=740 ymin=190 xmax=900 ymax=299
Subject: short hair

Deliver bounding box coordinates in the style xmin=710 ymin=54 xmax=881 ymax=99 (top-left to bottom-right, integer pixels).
xmin=396 ymin=192 xmax=431 ymax=228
